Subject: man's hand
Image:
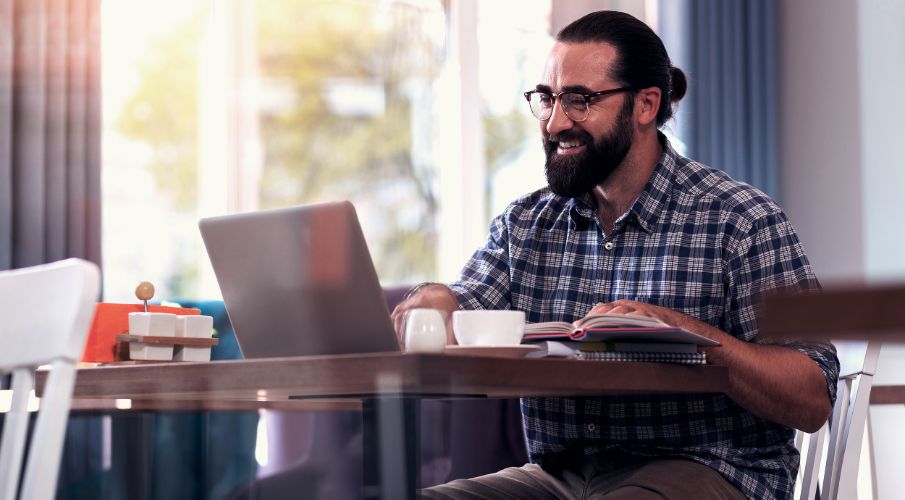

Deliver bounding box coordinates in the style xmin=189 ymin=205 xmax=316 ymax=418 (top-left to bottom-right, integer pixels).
xmin=585 ymin=299 xmax=679 ymax=326
xmin=390 ymin=283 xmax=460 ymax=349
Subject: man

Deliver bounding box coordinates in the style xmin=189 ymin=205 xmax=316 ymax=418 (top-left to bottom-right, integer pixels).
xmin=392 ymin=10 xmax=838 ymax=500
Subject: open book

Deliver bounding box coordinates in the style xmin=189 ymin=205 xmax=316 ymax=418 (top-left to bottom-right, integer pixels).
xmin=523 ymin=313 xmax=720 ymax=346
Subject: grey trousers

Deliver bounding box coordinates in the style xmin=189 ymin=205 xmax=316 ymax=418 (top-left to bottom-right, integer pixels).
xmin=420 ymin=458 xmax=747 ymax=500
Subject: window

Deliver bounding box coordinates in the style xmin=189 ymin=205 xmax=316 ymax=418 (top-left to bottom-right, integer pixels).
xmin=103 ymin=0 xmax=446 ymax=300
xmin=102 ymin=0 xmax=207 ymax=300
xmin=477 ymin=0 xmax=551 ymax=217
xmin=102 ymin=0 xmax=655 ymax=302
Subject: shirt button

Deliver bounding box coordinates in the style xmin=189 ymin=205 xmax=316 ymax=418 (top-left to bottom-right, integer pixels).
xmin=604 ymin=241 xmax=615 ymax=251
xmin=587 ymin=423 xmax=597 ymax=432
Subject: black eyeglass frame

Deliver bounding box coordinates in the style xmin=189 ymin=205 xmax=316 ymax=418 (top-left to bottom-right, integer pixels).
xmin=523 ymin=86 xmax=635 ymax=122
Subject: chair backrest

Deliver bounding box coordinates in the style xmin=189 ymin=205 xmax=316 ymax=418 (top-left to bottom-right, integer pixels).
xmin=0 ymin=258 xmax=100 ymax=368
xmin=821 ymin=340 xmax=881 ymax=500
xmin=0 ymin=258 xmax=100 ymax=500
xmin=794 ymin=340 xmax=881 ymax=500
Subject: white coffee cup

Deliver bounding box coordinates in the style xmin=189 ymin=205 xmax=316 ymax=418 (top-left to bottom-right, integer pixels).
xmin=128 ymin=312 xmax=177 ymax=337
xmin=403 ymin=308 xmax=447 ymax=353
xmin=452 ymin=310 xmax=526 ymax=346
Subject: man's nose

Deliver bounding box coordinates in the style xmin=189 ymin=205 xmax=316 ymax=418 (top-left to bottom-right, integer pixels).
xmin=545 ymin=101 xmax=574 ymax=137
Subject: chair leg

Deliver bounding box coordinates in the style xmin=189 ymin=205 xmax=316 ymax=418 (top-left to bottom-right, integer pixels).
xmin=19 ymin=361 xmax=78 ymax=500
xmin=865 ymin=407 xmax=878 ymax=500
xmin=799 ymin=424 xmax=826 ymax=500
xmin=836 ymin=373 xmax=876 ymax=500
xmin=793 ymin=429 xmax=804 ymax=500
xmin=822 ymin=378 xmax=852 ymax=498
xmin=0 ymin=368 xmax=35 ymax=500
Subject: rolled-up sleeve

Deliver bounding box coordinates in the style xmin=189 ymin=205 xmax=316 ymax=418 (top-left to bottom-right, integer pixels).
xmin=725 ymin=209 xmax=840 ymax=406
xmin=448 ymin=210 xmax=514 ymax=311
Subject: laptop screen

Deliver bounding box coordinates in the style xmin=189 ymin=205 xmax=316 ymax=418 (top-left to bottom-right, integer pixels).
xmin=199 ymin=201 xmax=399 ymax=358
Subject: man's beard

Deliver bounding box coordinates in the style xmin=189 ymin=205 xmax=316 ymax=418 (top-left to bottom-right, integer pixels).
xmin=544 ymin=99 xmax=635 ymax=198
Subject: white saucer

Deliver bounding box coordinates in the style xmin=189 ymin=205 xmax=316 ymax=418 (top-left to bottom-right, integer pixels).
xmin=444 ymin=345 xmax=541 ymax=358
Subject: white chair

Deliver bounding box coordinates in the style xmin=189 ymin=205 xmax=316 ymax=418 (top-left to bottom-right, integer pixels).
xmin=796 ymin=419 xmax=828 ymax=500
xmin=0 ymin=258 xmax=100 ymax=500
xmin=794 ymin=340 xmax=881 ymax=500
xmin=822 ymin=340 xmax=881 ymax=500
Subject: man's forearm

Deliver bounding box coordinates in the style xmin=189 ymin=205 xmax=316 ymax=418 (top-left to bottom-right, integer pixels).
xmin=681 ymin=318 xmax=832 ymax=432
xmin=586 ymin=300 xmax=833 ymax=430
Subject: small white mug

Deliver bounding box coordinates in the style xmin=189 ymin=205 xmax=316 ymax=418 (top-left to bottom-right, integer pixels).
xmin=403 ymin=308 xmax=447 ymax=353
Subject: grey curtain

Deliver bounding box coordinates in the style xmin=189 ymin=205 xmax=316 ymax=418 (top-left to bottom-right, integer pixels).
xmin=0 ymin=0 xmax=101 ymax=270
xmin=659 ymin=0 xmax=779 ymax=200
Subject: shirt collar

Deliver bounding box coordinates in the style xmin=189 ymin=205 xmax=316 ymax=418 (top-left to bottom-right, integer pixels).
xmin=568 ymin=133 xmax=678 ymax=233
xmin=567 ymin=193 xmax=596 ymax=223
xmin=628 ymin=133 xmax=678 ymax=233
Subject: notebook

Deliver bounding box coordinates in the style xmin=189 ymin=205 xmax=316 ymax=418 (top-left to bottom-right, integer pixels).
xmin=198 ymin=201 xmax=399 ymax=359
xmin=576 ymin=350 xmax=707 ymax=364
xmin=525 ymin=340 xmax=708 ymax=364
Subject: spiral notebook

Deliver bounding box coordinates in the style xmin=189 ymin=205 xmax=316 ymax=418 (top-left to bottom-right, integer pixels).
xmin=576 ymin=350 xmax=707 ymax=365
xmin=526 ymin=340 xmax=709 ymax=364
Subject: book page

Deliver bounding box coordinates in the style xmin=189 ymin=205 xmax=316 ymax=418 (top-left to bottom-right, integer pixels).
xmin=576 ymin=313 xmax=670 ymax=329
xmin=523 ymin=321 xmax=574 ymax=335
xmin=524 ymin=312 xmax=670 ymax=337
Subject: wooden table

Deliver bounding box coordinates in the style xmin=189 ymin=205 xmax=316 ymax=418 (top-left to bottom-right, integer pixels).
xmin=40 ymin=352 xmax=729 ymax=499
xmin=760 ymin=284 xmax=905 ymax=403
xmin=760 ymin=284 xmax=905 ymax=342
xmin=870 ymin=385 xmax=905 ymax=405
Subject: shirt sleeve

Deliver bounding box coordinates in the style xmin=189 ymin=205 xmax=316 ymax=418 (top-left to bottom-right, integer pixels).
xmin=725 ymin=209 xmax=840 ymax=406
xmin=447 ymin=210 xmax=514 ymax=311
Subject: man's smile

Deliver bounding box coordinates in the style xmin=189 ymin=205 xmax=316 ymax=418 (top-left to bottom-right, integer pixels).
xmin=556 ymin=139 xmax=586 ymax=155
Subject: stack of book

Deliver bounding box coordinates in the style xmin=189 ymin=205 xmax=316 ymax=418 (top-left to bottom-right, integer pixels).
xmin=522 ymin=313 xmax=718 ymax=365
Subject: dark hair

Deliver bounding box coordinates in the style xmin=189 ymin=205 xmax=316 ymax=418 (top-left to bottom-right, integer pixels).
xmin=556 ymin=11 xmax=687 ymax=127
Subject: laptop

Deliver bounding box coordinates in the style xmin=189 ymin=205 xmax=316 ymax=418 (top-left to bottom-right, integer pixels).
xmin=198 ymin=201 xmax=400 ymax=358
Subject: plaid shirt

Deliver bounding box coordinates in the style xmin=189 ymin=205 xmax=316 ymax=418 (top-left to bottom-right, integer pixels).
xmin=448 ymin=138 xmax=839 ymax=500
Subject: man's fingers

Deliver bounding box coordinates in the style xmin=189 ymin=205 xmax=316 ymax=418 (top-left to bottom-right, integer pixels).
xmin=391 ymin=305 xmax=407 ymax=348
xmin=390 ymin=284 xmax=459 ymax=348
xmin=589 ymin=302 xmax=616 ymax=314
xmin=606 ymin=305 xmax=634 ymax=315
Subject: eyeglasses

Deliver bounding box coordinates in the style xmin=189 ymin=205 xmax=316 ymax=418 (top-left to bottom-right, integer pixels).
xmin=523 ymin=87 xmax=635 ymax=122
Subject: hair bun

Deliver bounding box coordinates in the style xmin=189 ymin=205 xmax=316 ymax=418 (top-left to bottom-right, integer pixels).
xmin=669 ymin=66 xmax=687 ymax=102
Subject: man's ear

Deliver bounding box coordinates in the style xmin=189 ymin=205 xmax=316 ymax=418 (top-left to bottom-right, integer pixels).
xmin=635 ymin=87 xmax=661 ymax=126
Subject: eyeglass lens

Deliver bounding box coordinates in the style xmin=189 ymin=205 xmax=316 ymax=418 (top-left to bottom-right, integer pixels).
xmin=527 ymin=92 xmax=588 ymax=121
